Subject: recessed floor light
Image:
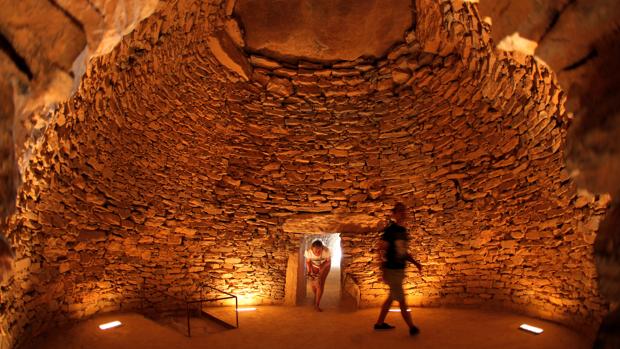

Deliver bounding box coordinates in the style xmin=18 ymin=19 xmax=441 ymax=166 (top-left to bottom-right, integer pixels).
xmin=236 ymin=307 xmax=257 ymax=312
xmin=99 ymin=321 xmax=122 ymax=330
xmin=519 ymin=324 xmax=543 ymax=334
xmin=388 ymin=308 xmax=411 ymax=312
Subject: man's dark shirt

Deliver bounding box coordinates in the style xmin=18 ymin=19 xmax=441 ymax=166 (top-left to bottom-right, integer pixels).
xmin=381 ymin=222 xmax=409 ymax=269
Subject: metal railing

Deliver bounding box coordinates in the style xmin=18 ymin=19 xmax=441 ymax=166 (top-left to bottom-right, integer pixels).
xmin=140 ymin=282 xmax=239 ymax=337
xmin=187 ymin=284 xmax=238 ymax=337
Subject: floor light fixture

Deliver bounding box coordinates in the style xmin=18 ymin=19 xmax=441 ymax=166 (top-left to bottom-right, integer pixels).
xmin=99 ymin=321 xmax=122 ymax=330
xmin=519 ymin=324 xmax=543 ymax=334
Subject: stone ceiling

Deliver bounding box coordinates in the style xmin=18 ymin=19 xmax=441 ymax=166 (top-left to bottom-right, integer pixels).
xmin=234 ymin=0 xmax=414 ymax=62
xmin=479 ymin=0 xmax=620 ymax=195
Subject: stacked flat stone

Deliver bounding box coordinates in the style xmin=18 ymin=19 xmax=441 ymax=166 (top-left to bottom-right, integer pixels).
xmin=0 ymin=0 xmax=610 ymax=347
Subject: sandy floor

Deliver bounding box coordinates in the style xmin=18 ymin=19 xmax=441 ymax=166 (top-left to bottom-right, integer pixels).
xmin=26 ymin=304 xmax=592 ymax=349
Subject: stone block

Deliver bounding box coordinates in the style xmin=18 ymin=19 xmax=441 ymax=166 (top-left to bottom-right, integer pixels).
xmin=207 ymin=29 xmax=252 ymax=80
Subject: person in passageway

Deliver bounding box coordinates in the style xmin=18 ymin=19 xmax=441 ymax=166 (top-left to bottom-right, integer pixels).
xmin=305 ymin=239 xmax=331 ymax=312
xmin=374 ymin=202 xmax=423 ymax=335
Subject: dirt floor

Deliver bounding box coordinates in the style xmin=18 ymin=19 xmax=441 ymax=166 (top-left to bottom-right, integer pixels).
xmin=25 ymin=304 xmax=592 ymax=349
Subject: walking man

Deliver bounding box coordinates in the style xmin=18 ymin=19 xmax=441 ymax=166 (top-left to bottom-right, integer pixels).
xmin=374 ymin=203 xmax=422 ymax=335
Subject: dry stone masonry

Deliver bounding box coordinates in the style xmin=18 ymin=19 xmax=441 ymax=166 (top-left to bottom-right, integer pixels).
xmin=0 ymin=0 xmax=159 ymax=231
xmin=479 ymin=3 xmax=620 ymax=345
xmin=0 ymin=0 xmax=612 ymax=348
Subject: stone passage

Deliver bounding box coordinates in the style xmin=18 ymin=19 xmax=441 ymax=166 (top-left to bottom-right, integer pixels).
xmin=0 ymin=0 xmax=613 ymax=348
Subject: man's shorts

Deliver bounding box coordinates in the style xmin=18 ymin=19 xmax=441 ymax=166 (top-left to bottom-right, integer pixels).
xmin=383 ymin=268 xmax=405 ymax=303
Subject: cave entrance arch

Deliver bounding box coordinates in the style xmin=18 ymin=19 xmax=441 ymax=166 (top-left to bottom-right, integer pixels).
xmin=297 ymin=233 xmax=342 ymax=307
xmin=283 ymin=213 xmax=383 ymax=308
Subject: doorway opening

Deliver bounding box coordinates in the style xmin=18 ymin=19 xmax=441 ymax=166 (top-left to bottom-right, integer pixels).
xmin=298 ymin=233 xmax=342 ymax=309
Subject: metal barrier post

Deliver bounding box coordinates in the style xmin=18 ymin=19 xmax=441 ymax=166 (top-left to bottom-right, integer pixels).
xmin=235 ymin=296 xmax=239 ymax=328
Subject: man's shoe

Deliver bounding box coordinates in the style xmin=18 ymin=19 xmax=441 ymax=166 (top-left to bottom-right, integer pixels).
xmin=409 ymin=325 xmax=420 ymax=335
xmin=374 ymin=323 xmax=396 ymax=330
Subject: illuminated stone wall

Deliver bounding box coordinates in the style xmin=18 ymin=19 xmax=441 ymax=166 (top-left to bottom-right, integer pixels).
xmin=0 ymin=0 xmax=610 ymax=347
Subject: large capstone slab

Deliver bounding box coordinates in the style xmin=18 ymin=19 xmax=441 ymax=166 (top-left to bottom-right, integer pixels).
xmin=234 ymin=0 xmax=414 ymax=62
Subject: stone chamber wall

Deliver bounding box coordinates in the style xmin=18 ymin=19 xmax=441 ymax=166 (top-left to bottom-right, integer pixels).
xmin=0 ymin=0 xmax=612 ymax=347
